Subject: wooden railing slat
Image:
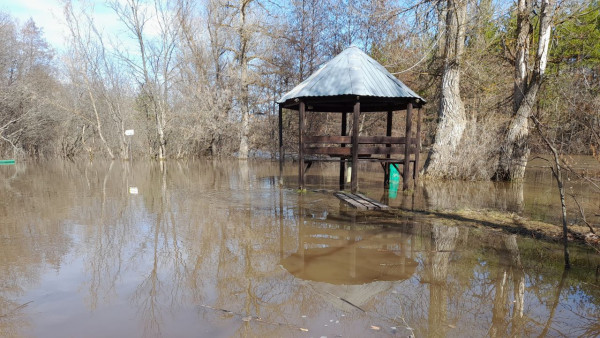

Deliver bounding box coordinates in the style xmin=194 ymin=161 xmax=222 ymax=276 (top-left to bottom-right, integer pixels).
xmin=304 ymin=145 xmax=417 ymax=156
xmin=304 ymin=135 xmax=418 ymax=145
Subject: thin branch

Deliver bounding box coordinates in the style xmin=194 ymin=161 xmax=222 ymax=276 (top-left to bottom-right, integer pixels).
xmin=569 ymin=194 xmax=596 ymax=234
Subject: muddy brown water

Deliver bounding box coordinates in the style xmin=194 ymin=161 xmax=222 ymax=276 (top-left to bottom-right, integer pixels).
xmin=1 ymin=159 xmax=599 ymax=337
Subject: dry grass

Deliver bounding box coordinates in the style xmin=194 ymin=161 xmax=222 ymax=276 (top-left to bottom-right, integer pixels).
xmin=423 ymin=117 xmax=504 ymax=180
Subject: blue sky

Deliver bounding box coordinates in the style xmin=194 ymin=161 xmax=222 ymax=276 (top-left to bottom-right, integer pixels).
xmin=0 ymin=0 xmax=127 ymax=51
xmin=1 ymin=0 xmax=68 ymax=49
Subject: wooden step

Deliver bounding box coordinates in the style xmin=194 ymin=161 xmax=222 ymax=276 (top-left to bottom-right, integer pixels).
xmin=334 ymin=191 xmax=389 ymax=210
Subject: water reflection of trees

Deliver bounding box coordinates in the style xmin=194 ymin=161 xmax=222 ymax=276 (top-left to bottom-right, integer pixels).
xmin=0 ymin=161 xmax=103 ymax=335
xmin=421 ymin=180 xmax=525 ymax=213
xmin=488 ymin=235 xmax=526 ymax=337
xmin=2 ymin=160 xmax=600 ymax=336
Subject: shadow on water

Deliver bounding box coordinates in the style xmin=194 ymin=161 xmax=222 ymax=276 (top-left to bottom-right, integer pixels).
xmin=0 ymin=160 xmax=599 ymax=337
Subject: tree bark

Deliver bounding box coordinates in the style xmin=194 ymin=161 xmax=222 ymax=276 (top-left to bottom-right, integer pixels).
xmin=513 ymin=0 xmax=532 ymax=112
xmin=422 ymin=0 xmax=467 ymax=178
xmin=496 ymin=0 xmax=553 ymax=180
xmin=237 ymin=0 xmax=252 ymax=159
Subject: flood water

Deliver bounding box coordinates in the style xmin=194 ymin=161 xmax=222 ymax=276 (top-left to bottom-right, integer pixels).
xmin=1 ymin=159 xmax=599 ymax=337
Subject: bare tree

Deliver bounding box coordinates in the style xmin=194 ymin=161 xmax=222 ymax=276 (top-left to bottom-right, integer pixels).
xmin=63 ymin=1 xmax=116 ymax=159
xmin=237 ymin=0 xmax=253 ymax=159
xmin=495 ymin=0 xmax=554 ymax=180
xmin=0 ymin=15 xmax=59 ymax=158
xmin=422 ymin=0 xmax=468 ymax=178
xmin=109 ymin=0 xmax=179 ymax=160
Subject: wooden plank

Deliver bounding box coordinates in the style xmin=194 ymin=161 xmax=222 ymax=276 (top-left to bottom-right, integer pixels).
xmin=299 ymin=101 xmax=305 ymax=189
xmin=356 ymin=146 xmax=405 ymax=155
xmin=414 ymin=107 xmax=422 ymax=183
xmin=340 ymin=112 xmax=347 ymax=190
xmin=358 ymin=136 xmax=405 ymax=144
xmin=341 ymin=192 xmax=378 ymax=210
xmin=385 ymin=111 xmax=393 ymax=188
xmin=355 ymin=193 xmax=390 ymax=210
xmin=278 ymin=105 xmax=283 ymax=169
xmin=304 ymin=145 xmax=416 ymax=156
xmin=304 ymin=147 xmax=352 ymax=156
xmin=403 ymin=102 xmax=413 ymax=190
xmin=351 ymin=101 xmax=360 ymax=193
xmin=362 ymin=158 xmax=407 ymax=163
xmin=335 ymin=191 xmax=389 ymax=211
xmin=305 ymin=135 xmax=351 ymax=144
xmin=334 ymin=192 xmax=367 ymax=210
xmin=304 ymin=135 xmax=408 ymax=145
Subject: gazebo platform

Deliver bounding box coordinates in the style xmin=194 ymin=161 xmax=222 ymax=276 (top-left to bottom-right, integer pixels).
xmin=334 ymin=192 xmax=390 ymax=210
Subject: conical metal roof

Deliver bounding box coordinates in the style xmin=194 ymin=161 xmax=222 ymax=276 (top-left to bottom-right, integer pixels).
xmin=278 ymin=46 xmax=425 ymax=108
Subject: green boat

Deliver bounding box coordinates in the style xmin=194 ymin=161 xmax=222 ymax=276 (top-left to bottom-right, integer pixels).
xmin=0 ymin=159 xmax=15 ymax=165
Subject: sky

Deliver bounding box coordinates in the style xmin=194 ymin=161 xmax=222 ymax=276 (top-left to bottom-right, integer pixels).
xmin=1 ymin=0 xmax=69 ymax=49
xmin=0 ymin=0 xmax=134 ymax=52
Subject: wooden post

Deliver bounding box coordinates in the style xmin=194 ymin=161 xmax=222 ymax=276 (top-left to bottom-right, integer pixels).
xmin=351 ymin=100 xmax=360 ymax=193
xmin=340 ymin=112 xmax=347 ymax=190
xmin=278 ymin=105 xmax=283 ymax=184
xmin=414 ymin=106 xmax=422 ymax=184
xmin=403 ymin=102 xmax=413 ymax=190
xmin=299 ymin=101 xmax=305 ymax=190
xmin=384 ymin=110 xmax=393 ymax=188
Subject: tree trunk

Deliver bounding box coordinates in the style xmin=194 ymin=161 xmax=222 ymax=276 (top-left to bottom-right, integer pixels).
xmin=237 ymin=0 xmax=252 ymax=159
xmin=156 ymin=97 xmax=167 ymax=161
xmin=513 ymin=0 xmax=532 ymax=112
xmin=422 ymin=0 xmax=467 ymax=178
xmin=88 ymin=85 xmax=115 ymax=160
xmin=496 ymin=0 xmax=553 ymax=181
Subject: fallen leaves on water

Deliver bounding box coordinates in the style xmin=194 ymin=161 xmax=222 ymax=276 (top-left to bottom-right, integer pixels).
xmin=300 ymin=328 xmax=309 ymax=332
xmin=370 ymin=325 xmax=380 ymax=331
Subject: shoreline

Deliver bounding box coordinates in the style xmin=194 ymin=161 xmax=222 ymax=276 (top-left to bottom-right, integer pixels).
xmin=405 ymin=207 xmax=600 ymax=253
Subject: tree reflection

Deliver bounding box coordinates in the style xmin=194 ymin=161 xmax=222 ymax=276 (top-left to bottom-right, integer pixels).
xmin=488 ymin=234 xmax=526 ymax=337
xmin=421 ymin=180 xmax=525 ymax=213
xmin=539 ymin=269 xmax=568 ymax=337
xmin=0 ymin=162 xmax=88 ymax=335
xmin=2 ymin=161 xmax=600 ymax=336
xmin=424 ymin=223 xmax=459 ymax=338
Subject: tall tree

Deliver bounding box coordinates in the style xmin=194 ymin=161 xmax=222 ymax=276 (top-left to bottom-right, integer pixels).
xmin=495 ymin=0 xmax=554 ymax=180
xmin=422 ymin=0 xmax=468 ymax=178
xmin=237 ymin=0 xmax=253 ymax=159
xmin=0 ymin=16 xmax=58 ymax=157
xmin=63 ymin=1 xmax=116 ymax=159
xmin=110 ymin=0 xmax=178 ymax=160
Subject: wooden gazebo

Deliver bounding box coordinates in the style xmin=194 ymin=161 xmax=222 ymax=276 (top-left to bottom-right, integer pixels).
xmin=277 ymin=46 xmax=426 ymax=193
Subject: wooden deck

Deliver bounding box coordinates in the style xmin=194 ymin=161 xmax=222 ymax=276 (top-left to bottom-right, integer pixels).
xmin=334 ymin=192 xmax=390 ymax=211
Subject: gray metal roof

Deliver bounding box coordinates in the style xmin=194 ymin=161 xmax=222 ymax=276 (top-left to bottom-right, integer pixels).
xmin=277 ymin=46 xmax=425 ymax=104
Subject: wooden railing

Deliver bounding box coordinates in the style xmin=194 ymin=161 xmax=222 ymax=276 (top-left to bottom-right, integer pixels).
xmin=303 ymin=135 xmax=418 ymax=157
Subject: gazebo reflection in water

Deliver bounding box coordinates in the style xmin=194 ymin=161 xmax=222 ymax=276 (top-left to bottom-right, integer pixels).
xmin=280 ymin=206 xmax=418 ymax=312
